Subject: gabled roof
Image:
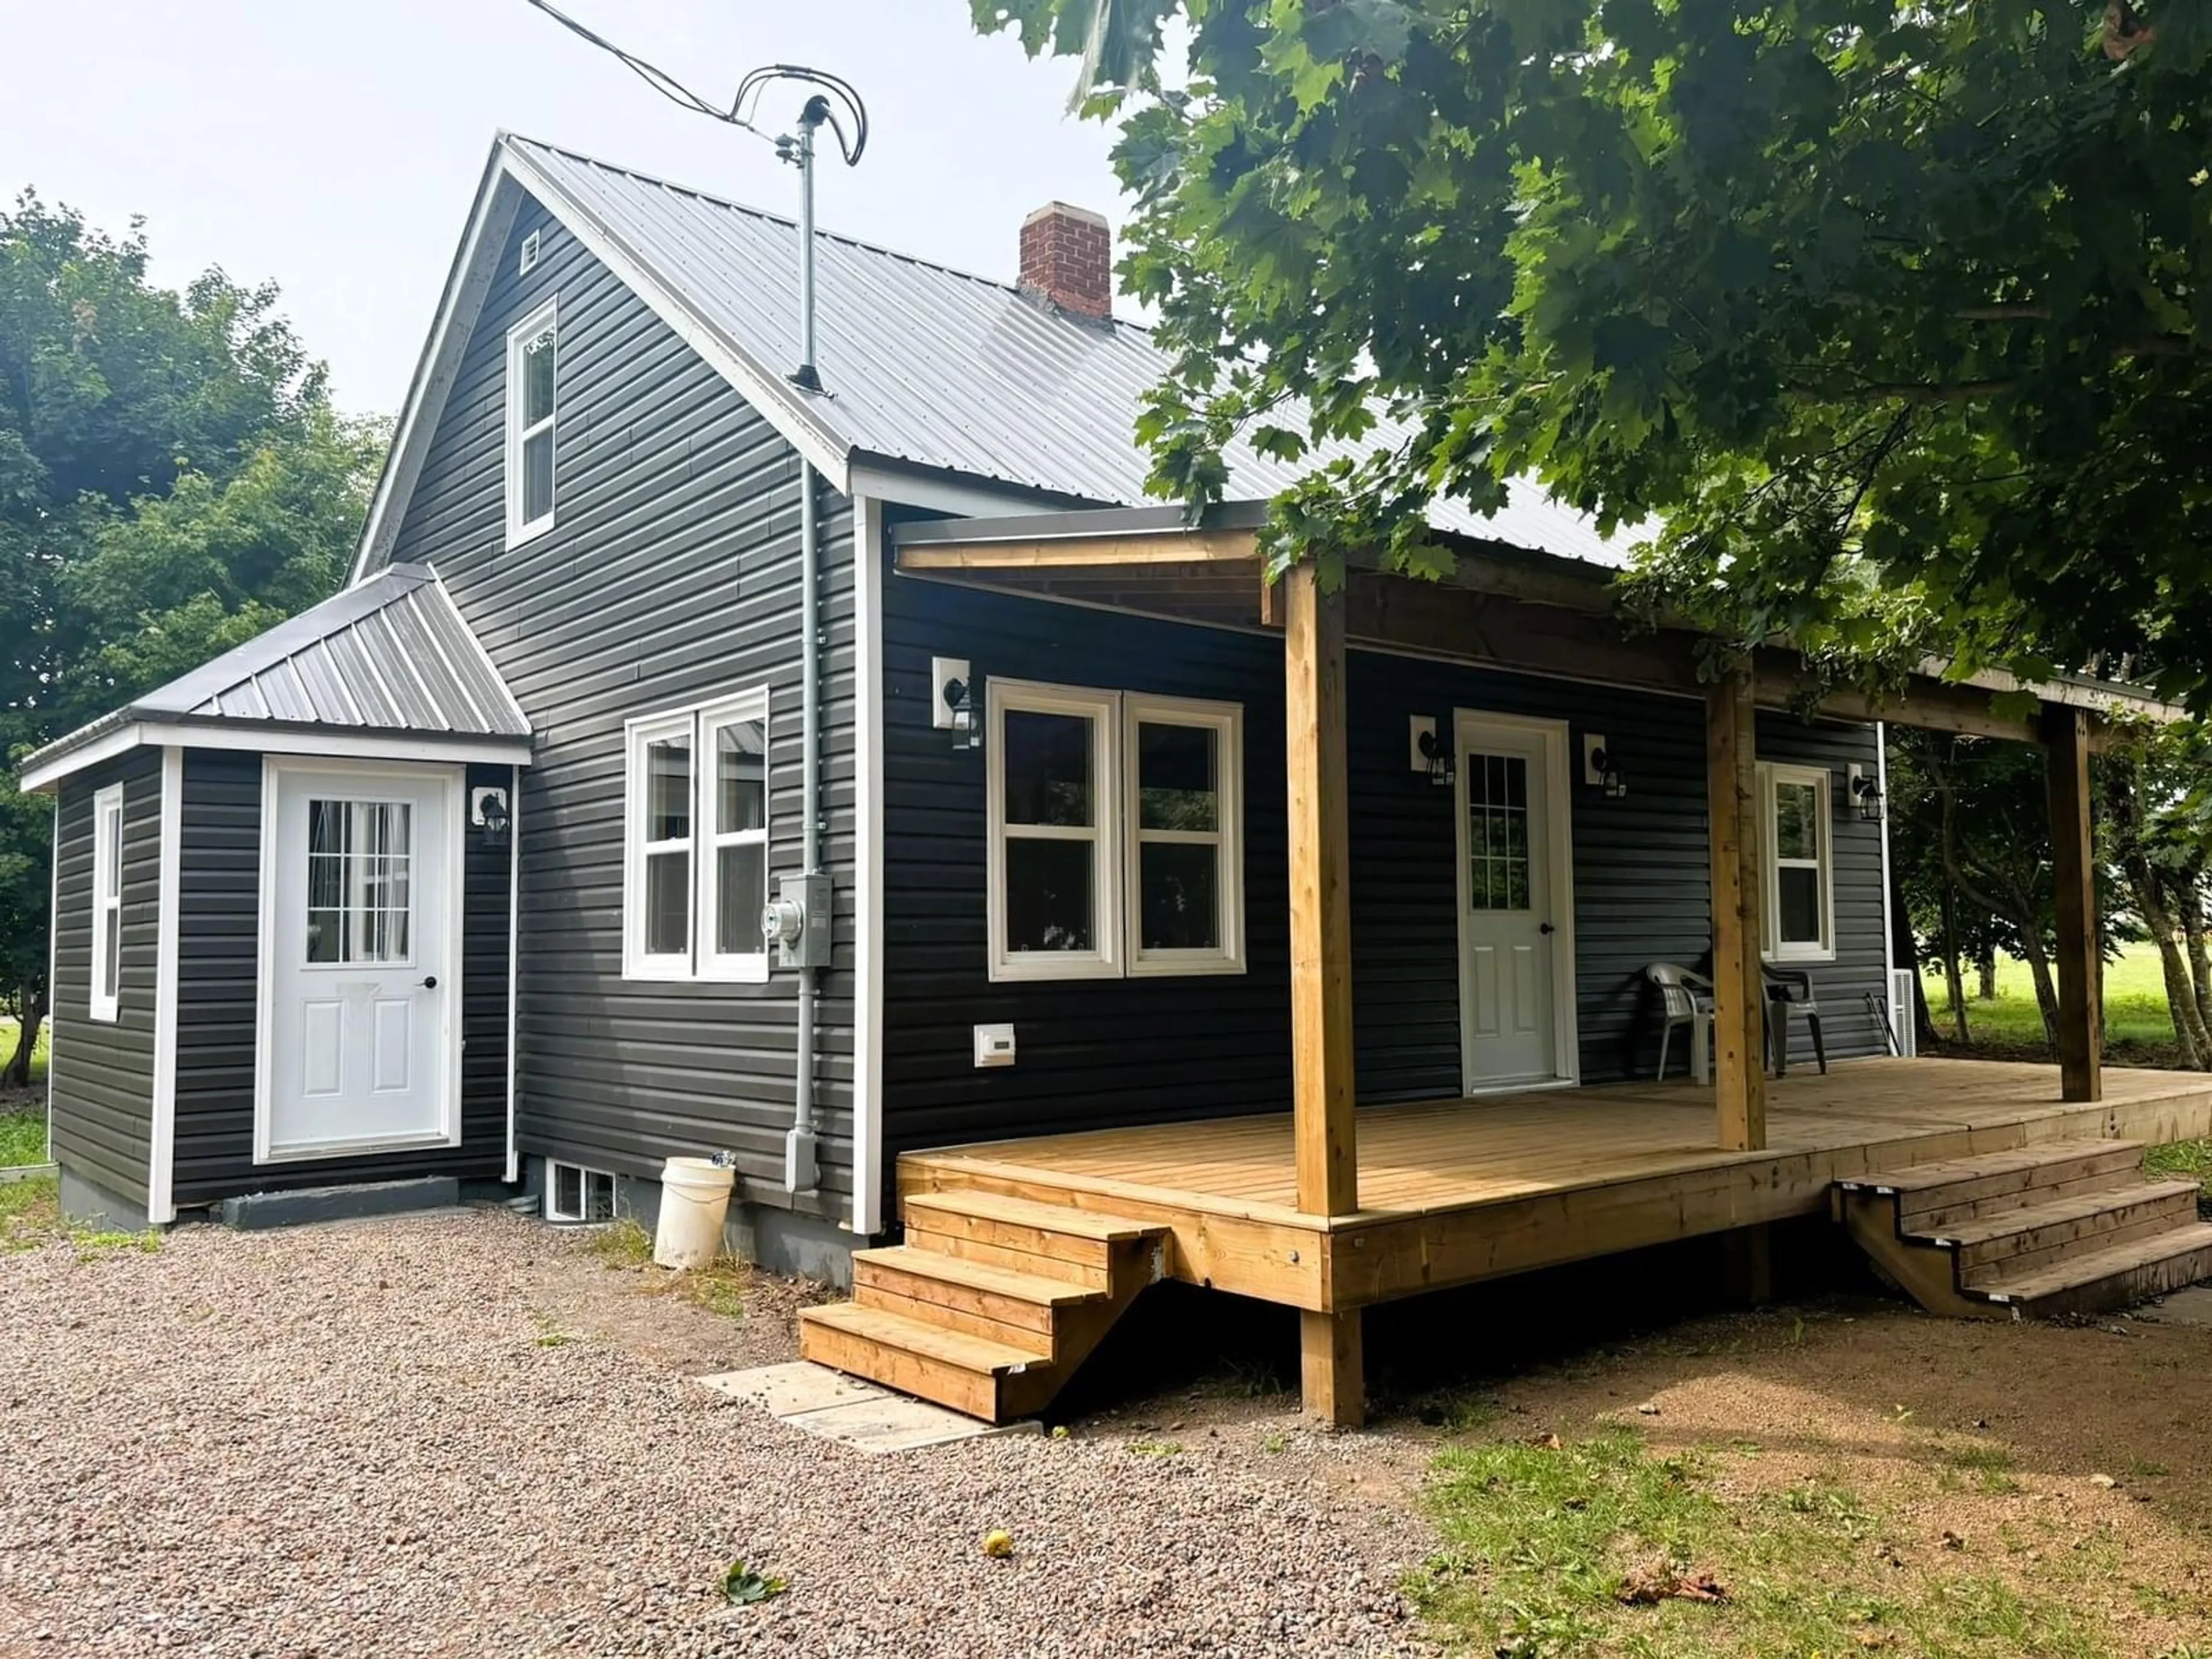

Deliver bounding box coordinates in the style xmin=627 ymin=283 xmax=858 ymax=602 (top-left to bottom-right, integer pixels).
xmin=353 ymin=134 xmax=1627 ymax=579
xmin=18 ymin=565 xmax=532 ymax=793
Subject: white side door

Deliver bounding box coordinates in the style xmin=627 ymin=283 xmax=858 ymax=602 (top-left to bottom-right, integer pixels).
xmin=1456 ymin=717 xmax=1568 ymax=1091
xmin=258 ymin=762 xmax=461 ymax=1161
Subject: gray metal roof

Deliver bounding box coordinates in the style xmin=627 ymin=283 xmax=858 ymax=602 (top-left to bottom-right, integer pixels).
xmin=139 ymin=563 xmax=530 ymax=735
xmin=18 ymin=565 xmax=531 ymax=787
xmin=502 ymin=137 xmax=1630 ymax=569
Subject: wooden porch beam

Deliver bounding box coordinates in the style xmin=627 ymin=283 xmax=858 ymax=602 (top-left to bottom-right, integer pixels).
xmin=895 ymin=531 xmax=1259 ymax=569
xmin=1706 ymin=672 xmax=1767 ymax=1152
xmin=2046 ymin=709 xmax=2103 ymax=1103
xmin=1284 ymin=562 xmax=1363 ymax=1428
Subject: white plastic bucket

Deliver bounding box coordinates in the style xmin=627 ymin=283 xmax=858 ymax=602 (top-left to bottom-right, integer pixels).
xmin=653 ymin=1157 xmax=736 ymax=1269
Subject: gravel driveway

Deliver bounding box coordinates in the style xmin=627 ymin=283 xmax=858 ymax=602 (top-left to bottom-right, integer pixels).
xmin=0 ymin=1206 xmax=1433 ymax=1657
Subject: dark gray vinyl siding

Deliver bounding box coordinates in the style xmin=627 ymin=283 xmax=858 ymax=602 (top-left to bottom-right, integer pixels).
xmin=383 ymin=195 xmax=855 ymax=1220
xmin=880 ymin=571 xmax=1890 ymax=1165
xmin=169 ymin=749 xmax=508 ymax=1206
xmin=48 ymin=749 xmax=162 ymax=1207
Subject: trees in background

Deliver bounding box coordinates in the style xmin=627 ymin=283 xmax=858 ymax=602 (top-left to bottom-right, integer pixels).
xmin=0 ymin=192 xmax=380 ymax=1085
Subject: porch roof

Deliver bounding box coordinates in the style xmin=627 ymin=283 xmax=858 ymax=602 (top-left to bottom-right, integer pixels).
xmin=889 ymin=505 xmax=2186 ymax=744
xmin=18 ymin=565 xmax=533 ymax=793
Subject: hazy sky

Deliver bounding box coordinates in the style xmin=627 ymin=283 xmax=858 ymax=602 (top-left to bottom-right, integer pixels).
xmin=6 ymin=1 xmax=1126 ymax=415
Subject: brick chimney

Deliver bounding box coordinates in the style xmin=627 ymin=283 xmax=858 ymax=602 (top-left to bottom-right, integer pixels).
xmin=1019 ymin=202 xmax=1112 ymax=321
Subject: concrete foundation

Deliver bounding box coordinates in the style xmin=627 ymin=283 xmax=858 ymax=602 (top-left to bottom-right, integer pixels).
xmin=58 ymin=1165 xmax=154 ymax=1233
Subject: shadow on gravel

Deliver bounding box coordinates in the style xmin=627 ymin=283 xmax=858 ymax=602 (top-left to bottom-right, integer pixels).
xmin=1046 ymin=1214 xmax=1887 ymax=1426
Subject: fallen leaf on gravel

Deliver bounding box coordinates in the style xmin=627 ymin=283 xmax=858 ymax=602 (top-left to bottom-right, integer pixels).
xmin=982 ymin=1529 xmax=1015 ymax=1559
xmin=1527 ymin=1433 xmax=1562 ymax=1450
xmin=1940 ymin=1530 xmax=1965 ymax=1551
xmin=721 ymin=1561 xmax=786 ymax=1606
xmin=1637 ymin=1401 xmax=1662 ymax=1416
xmin=2091 ymin=1474 xmax=2119 ymax=1490
xmin=1617 ymin=1566 xmax=1727 ymax=1605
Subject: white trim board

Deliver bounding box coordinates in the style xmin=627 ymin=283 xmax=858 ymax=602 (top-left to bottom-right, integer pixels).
xmin=20 ymin=721 xmax=534 ymax=794
xmin=147 ymin=747 xmax=183 ymax=1224
xmin=850 ymin=495 xmax=885 ymax=1238
xmin=504 ymin=762 xmax=521 ymax=1185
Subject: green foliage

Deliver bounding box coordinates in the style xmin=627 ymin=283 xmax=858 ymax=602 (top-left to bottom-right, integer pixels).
xmin=0 ymin=1103 xmax=44 ymax=1167
xmin=721 ymin=1560 xmax=788 ymax=1605
xmin=977 ymin=0 xmax=2212 ymax=706
xmin=0 ymin=191 xmax=379 ymax=1021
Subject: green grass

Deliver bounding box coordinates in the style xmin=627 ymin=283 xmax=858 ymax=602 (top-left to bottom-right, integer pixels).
xmin=1925 ymin=944 xmax=2179 ymax=1049
xmin=0 ymin=1105 xmax=46 ymax=1167
xmin=1411 ymin=1427 xmax=2116 ymax=1659
xmin=2146 ymin=1138 xmax=2212 ymax=1202
xmin=582 ymin=1215 xmax=747 ymax=1319
xmin=0 ymin=1174 xmax=59 ymax=1250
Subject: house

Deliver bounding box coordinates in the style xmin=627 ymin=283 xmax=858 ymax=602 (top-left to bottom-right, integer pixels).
xmin=26 ymin=134 xmax=2212 ymax=1425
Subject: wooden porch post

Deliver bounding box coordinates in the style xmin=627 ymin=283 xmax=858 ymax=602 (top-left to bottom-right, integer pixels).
xmin=1706 ymin=672 xmax=1767 ymax=1152
xmin=1283 ymin=562 xmax=1363 ymax=1427
xmin=2046 ymin=709 xmax=2103 ymax=1103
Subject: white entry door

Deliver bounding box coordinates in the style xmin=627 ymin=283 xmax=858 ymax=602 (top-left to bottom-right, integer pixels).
xmin=258 ymin=762 xmax=461 ymax=1161
xmin=1456 ymin=715 xmax=1573 ymax=1092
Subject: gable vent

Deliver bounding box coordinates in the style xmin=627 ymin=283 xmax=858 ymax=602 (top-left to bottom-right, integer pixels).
xmin=519 ymin=229 xmax=541 ymax=276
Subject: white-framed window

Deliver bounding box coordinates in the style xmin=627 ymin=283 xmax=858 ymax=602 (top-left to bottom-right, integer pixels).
xmin=1759 ymin=762 xmax=1835 ymax=962
xmin=623 ymin=689 xmax=770 ymax=983
xmin=986 ymin=680 xmax=1245 ymax=982
xmin=89 ymin=782 xmax=124 ymax=1022
xmin=545 ymin=1160 xmax=615 ymax=1223
xmin=505 ymin=298 xmax=558 ymax=546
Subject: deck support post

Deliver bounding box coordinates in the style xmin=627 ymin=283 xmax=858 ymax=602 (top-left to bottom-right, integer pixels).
xmin=1706 ymin=672 xmax=1767 ymax=1152
xmin=2045 ymin=709 xmax=2102 ymax=1103
xmin=1284 ymin=562 xmax=1363 ymax=1427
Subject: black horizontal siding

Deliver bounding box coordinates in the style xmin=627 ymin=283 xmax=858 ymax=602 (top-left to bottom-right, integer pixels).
xmin=384 ymin=195 xmax=855 ymax=1219
xmin=48 ymin=749 xmax=162 ymax=1207
xmin=169 ymin=749 xmax=508 ymax=1206
xmin=880 ymin=574 xmax=1892 ymax=1170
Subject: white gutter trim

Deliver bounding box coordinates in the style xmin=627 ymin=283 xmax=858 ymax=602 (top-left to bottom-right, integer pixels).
xmin=20 ymin=722 xmax=534 ymax=794
xmin=43 ymin=796 xmax=57 ymax=1171
xmin=504 ymin=763 xmax=521 ymax=1185
xmin=147 ymin=747 xmax=183 ymax=1225
xmin=851 ymin=494 xmax=885 ymax=1237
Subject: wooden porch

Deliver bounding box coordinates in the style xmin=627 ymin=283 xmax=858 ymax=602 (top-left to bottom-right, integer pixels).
xmin=900 ymin=1059 xmax=2212 ymax=1313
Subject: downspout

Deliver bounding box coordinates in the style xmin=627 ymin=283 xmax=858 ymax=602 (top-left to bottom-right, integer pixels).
xmin=783 ymin=96 xmax=830 ymax=1196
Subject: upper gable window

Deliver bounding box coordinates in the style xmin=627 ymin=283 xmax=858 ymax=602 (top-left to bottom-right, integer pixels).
xmin=90 ymin=782 xmax=124 ymax=1022
xmin=505 ymin=298 xmax=558 ymax=546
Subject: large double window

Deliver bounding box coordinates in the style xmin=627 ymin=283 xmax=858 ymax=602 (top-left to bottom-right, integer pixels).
xmin=623 ymin=690 xmax=770 ymax=982
xmin=505 ymin=298 xmax=558 ymax=546
xmin=1759 ymin=762 xmax=1835 ymax=962
xmin=89 ymin=782 xmax=123 ymax=1022
xmin=987 ymin=681 xmax=1244 ymax=981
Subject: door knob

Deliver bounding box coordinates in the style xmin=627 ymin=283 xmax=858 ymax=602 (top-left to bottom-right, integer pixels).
xmin=1538 ymin=923 xmax=1556 ymax=935
xmin=418 ymin=975 xmax=439 ymax=990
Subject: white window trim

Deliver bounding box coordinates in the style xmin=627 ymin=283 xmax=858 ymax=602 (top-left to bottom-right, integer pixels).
xmin=987 ymin=680 xmax=1122 ymax=982
xmin=698 ymin=694 xmax=773 ymax=983
xmin=544 ymin=1160 xmax=616 ymax=1224
xmin=1759 ymin=761 xmax=1837 ymax=964
xmin=1124 ymin=693 xmax=1246 ymax=978
xmin=985 ymin=680 xmax=1248 ymax=983
xmin=89 ymin=782 xmax=123 ymax=1023
xmin=505 ymin=297 xmax=558 ymax=547
xmin=622 ymin=689 xmax=771 ymax=984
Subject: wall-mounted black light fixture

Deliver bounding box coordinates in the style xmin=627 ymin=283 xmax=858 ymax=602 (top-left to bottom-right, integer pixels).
xmin=932 ymin=656 xmax=983 ymax=753
xmin=1582 ymin=734 xmax=1627 ymax=798
xmin=470 ymin=785 xmax=512 ymax=849
xmin=1410 ymin=715 xmax=1455 ymax=788
xmin=1849 ymin=763 xmax=1884 ymax=822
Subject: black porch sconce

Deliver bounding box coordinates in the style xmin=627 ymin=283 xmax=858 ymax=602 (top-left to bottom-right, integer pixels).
xmin=932 ymin=656 xmax=983 ymax=753
xmin=1410 ymin=715 xmax=1455 ymax=788
xmin=1849 ymin=763 xmax=1884 ymax=822
xmin=469 ymin=785 xmax=512 ymax=849
xmin=1582 ymin=733 xmax=1628 ymax=798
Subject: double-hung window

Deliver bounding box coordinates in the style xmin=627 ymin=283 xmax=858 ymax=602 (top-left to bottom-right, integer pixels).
xmin=623 ymin=690 xmax=770 ymax=982
xmin=89 ymin=782 xmax=124 ymax=1022
xmin=1759 ymin=762 xmax=1834 ymax=961
xmin=505 ymin=298 xmax=558 ymax=546
xmin=987 ymin=680 xmax=1244 ymax=981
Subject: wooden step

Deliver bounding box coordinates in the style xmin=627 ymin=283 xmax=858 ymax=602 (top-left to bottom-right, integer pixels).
xmin=900 ymin=1191 xmax=1163 ymax=1290
xmin=853 ymin=1244 xmax=1101 ymax=1349
xmin=1924 ymin=1180 xmax=2204 ymax=1282
xmin=1840 ymin=1140 xmax=2145 ymax=1229
xmin=797 ymin=1301 xmax=1051 ymax=1420
xmin=1975 ymin=1222 xmax=2212 ymax=1319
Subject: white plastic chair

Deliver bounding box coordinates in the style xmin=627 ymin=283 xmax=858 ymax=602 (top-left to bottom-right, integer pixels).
xmin=1645 ymin=962 xmax=1715 ymax=1084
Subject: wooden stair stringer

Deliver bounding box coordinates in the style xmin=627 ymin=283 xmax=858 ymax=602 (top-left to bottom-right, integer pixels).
xmin=800 ymin=1190 xmax=1169 ymax=1423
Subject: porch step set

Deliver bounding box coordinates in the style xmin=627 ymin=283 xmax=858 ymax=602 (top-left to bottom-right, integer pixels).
xmin=1838 ymin=1139 xmax=2212 ymax=1320
xmin=798 ymin=1191 xmax=1168 ymax=1423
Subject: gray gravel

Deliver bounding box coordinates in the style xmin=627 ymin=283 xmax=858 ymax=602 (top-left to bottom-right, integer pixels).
xmin=0 ymin=1207 xmax=1437 ymax=1657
